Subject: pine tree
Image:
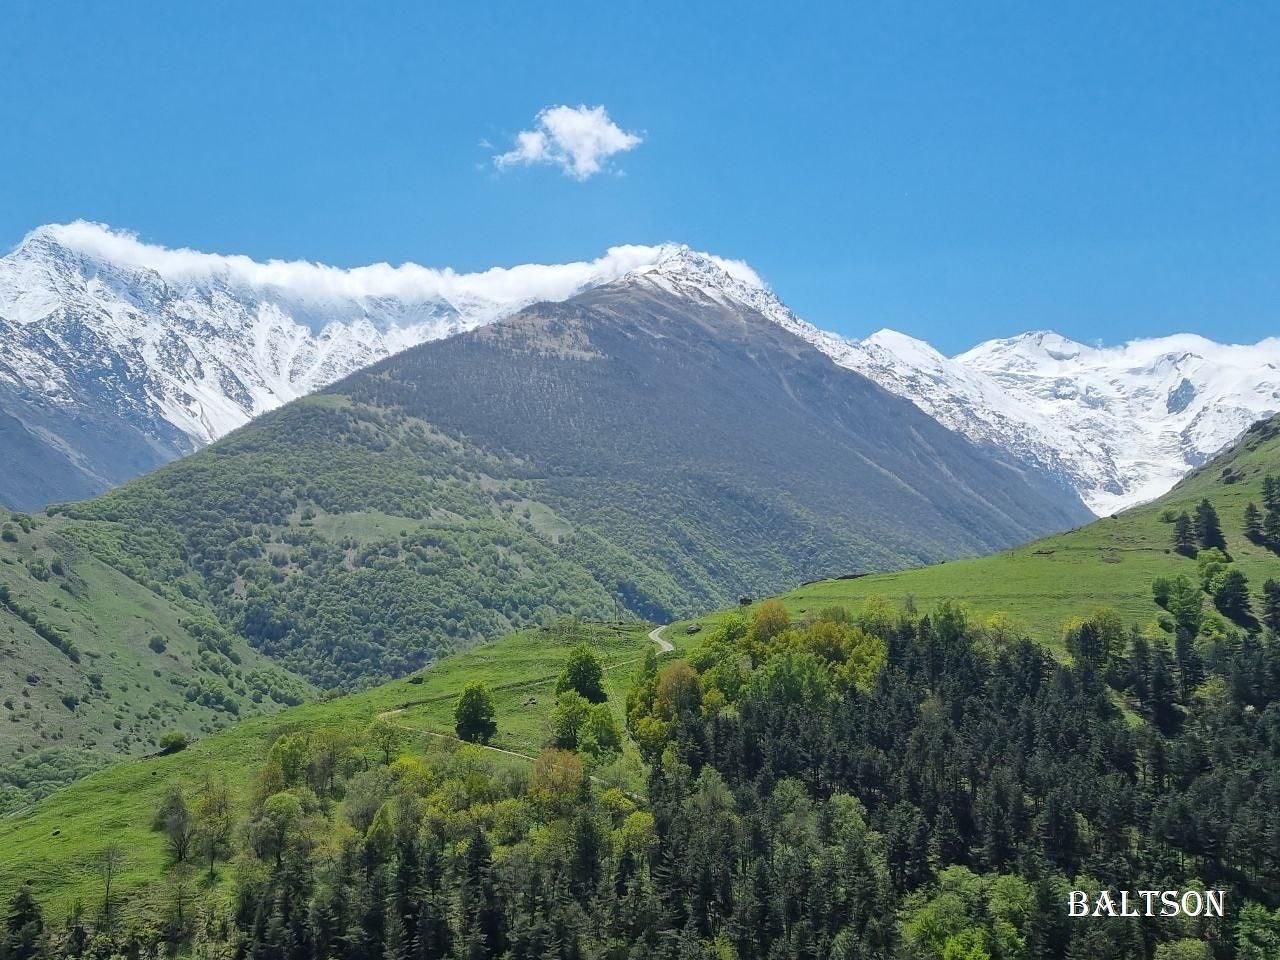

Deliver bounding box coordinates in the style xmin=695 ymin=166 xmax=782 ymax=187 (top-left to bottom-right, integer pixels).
xmin=1149 ymin=641 xmax=1180 ymax=733
xmin=383 ymin=903 xmax=408 ymax=960
xmin=1173 ymin=512 xmax=1197 ymax=556
xmin=1265 ymin=508 xmax=1280 ymax=551
xmin=458 ymin=827 xmax=506 ymax=959
xmin=1243 ymin=502 xmax=1264 ymax=542
xmin=1263 ymin=579 xmax=1280 ymax=633
xmin=2 ymin=885 xmax=43 ymax=960
xmin=1214 ymin=568 xmax=1253 ymax=622
xmin=411 ymin=897 xmax=452 ymax=960
xmin=1263 ymin=474 xmax=1280 ymax=512
xmin=1194 ymin=498 xmax=1227 ymax=550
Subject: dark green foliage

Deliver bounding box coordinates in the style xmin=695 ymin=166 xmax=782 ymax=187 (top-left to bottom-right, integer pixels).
xmin=1245 ymin=502 xmax=1264 ymax=542
xmin=1194 ymin=498 xmax=1226 ymax=550
xmin=1213 ymin=568 xmax=1253 ymax=622
xmin=555 ymin=643 xmax=606 ymax=703
xmin=1 ymin=885 xmax=42 ymax=960
xmin=453 ymin=681 xmax=497 ymax=744
xmin=1264 ymin=579 xmax=1280 ymax=633
xmin=156 ymin=731 xmax=189 ymax=755
xmin=1172 ymin=511 xmax=1197 ymax=556
xmin=16 ymin=600 xmax=1280 ymax=958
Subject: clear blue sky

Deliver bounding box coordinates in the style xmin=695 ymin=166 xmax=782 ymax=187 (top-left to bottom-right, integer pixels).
xmin=3 ymin=1 xmax=1277 ymax=353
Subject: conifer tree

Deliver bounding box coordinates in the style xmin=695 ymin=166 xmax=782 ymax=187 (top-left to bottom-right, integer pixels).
xmin=1263 ymin=474 xmax=1280 ymax=512
xmin=2 ymin=885 xmax=43 ymax=960
xmin=1214 ymin=569 xmax=1253 ymax=622
xmin=1194 ymin=498 xmax=1226 ymax=550
xmin=1244 ymin=502 xmax=1264 ymax=542
xmin=1173 ymin=511 xmax=1197 ymax=556
xmin=1263 ymin=579 xmax=1280 ymax=633
xmin=1264 ymin=508 xmax=1280 ymax=551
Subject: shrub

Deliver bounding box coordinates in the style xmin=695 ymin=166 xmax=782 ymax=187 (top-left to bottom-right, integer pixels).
xmin=158 ymin=731 xmax=190 ymax=755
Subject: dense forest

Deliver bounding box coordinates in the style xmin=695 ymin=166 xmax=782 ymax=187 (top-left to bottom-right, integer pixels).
xmin=8 ymin=594 xmax=1280 ymax=960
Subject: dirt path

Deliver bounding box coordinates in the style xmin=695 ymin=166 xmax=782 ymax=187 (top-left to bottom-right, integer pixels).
xmin=648 ymin=624 xmax=674 ymax=653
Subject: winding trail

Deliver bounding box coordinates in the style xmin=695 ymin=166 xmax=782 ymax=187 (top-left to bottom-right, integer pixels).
xmin=648 ymin=624 xmax=674 ymax=653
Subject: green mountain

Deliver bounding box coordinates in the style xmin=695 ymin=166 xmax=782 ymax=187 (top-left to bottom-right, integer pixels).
xmin=27 ymin=279 xmax=1090 ymax=688
xmin=760 ymin=414 xmax=1280 ymax=644
xmin=0 ymin=276 xmax=1088 ymax=807
xmin=0 ymin=510 xmax=310 ymax=812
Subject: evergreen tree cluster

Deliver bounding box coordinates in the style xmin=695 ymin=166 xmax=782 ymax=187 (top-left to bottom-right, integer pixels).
xmin=1243 ymin=475 xmax=1280 ymax=553
xmin=14 ymin=600 xmax=1280 ymax=958
xmin=1171 ymin=500 xmax=1226 ymax=558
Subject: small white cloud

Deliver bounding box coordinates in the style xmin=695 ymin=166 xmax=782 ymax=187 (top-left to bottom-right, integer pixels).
xmin=495 ymin=105 xmax=642 ymax=180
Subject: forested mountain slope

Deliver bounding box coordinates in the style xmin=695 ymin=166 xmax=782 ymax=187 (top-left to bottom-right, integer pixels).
xmin=8 ymin=593 xmax=1280 ymax=957
xmin=772 ymin=413 xmax=1280 ymax=642
xmin=45 ymin=275 xmax=1086 ymax=689
xmin=0 ymin=510 xmax=310 ymax=811
xmin=0 ymin=273 xmax=1087 ymax=802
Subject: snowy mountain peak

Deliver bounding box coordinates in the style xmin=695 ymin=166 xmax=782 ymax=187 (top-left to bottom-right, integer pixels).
xmin=2 ymin=222 xmax=1278 ymax=518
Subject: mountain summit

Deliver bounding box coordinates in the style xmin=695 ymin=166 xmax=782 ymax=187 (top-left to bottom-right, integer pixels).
xmin=2 ymin=223 xmax=1277 ymax=512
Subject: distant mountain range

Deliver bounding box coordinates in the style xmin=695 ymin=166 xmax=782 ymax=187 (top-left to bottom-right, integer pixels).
xmin=2 ymin=221 xmax=1277 ymax=513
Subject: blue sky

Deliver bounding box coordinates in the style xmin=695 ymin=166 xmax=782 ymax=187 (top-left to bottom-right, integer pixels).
xmin=2 ymin=1 xmax=1276 ymax=353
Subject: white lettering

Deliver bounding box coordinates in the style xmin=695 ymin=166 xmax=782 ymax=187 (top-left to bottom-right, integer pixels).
xmin=1161 ymin=891 xmax=1180 ymax=917
xmin=1093 ymin=891 xmax=1118 ymax=917
xmin=1068 ymin=891 xmax=1089 ymax=917
xmin=1181 ymin=891 xmax=1203 ymax=917
xmin=1204 ymin=890 xmax=1225 ymax=917
xmin=1138 ymin=890 xmax=1158 ymax=916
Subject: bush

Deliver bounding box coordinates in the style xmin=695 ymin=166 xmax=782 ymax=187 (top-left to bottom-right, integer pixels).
xmin=158 ymin=731 xmax=189 ymax=755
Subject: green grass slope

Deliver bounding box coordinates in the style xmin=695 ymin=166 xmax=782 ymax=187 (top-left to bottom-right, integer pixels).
xmin=0 ymin=511 xmax=311 ymax=812
xmin=761 ymin=416 xmax=1280 ymax=643
xmin=0 ymin=620 xmax=658 ymax=915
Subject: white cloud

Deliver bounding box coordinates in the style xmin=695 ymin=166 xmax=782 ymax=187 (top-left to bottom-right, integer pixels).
xmin=22 ymin=223 xmax=745 ymax=313
xmin=494 ymin=105 xmax=642 ymax=180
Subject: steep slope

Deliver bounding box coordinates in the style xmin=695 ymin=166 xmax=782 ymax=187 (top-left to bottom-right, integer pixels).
xmin=5 ymin=222 xmax=1278 ymax=515
xmin=35 ymin=275 xmax=1086 ymax=695
xmin=774 ymin=324 xmax=1280 ymax=515
xmin=0 ymin=226 xmax=744 ymax=508
xmin=0 ymin=510 xmax=310 ymax=812
xmin=0 ymin=619 xmax=658 ymax=913
xmin=764 ymin=414 xmax=1280 ymax=641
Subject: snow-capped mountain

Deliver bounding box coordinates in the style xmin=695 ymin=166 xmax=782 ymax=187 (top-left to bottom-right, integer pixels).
xmin=955 ymin=331 xmax=1280 ymax=513
xmin=617 ymin=250 xmax=1280 ymax=514
xmin=2 ymin=221 xmax=1277 ymax=516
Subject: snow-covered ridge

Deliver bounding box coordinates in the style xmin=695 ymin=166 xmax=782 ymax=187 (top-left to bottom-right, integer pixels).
xmin=622 ymin=249 xmax=1280 ymax=514
xmin=2 ymin=222 xmax=1278 ymax=515
xmin=0 ymin=224 xmax=753 ymax=445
